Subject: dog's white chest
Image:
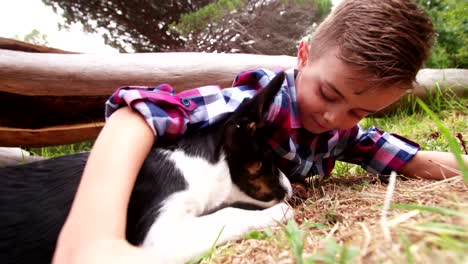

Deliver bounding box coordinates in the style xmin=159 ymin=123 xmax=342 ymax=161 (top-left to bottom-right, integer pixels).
xmin=168 ymin=150 xmax=232 ymax=212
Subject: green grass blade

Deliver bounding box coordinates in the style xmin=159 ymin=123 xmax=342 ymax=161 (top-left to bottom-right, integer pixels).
xmin=187 ymin=225 xmax=226 ymax=264
xmin=284 ymin=219 xmax=304 ymax=264
xmin=416 ymin=98 xmax=468 ymax=183
xmin=413 ymin=222 xmax=467 ymax=237
xmin=338 ymin=244 xmax=359 ymax=264
xmin=398 ymin=231 xmax=414 ymax=264
xmin=391 ymin=203 xmax=466 ymax=218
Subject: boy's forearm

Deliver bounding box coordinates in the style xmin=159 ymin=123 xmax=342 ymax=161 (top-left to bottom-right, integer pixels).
xmin=400 ymin=150 xmax=468 ymax=180
xmin=54 ymin=107 xmax=155 ymax=263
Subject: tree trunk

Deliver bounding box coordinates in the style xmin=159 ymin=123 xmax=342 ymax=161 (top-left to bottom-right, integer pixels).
xmin=0 ymin=48 xmax=466 ymax=147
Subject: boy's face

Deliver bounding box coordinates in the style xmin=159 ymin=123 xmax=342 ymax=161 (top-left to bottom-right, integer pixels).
xmin=295 ymin=43 xmax=406 ymax=134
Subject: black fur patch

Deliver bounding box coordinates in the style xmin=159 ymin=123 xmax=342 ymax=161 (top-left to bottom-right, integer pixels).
xmin=0 ymin=153 xmax=88 ymax=264
xmin=0 ymin=150 xmax=188 ymax=263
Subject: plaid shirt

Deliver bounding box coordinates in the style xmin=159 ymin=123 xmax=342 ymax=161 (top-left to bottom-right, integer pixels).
xmin=105 ymin=68 xmax=419 ymax=179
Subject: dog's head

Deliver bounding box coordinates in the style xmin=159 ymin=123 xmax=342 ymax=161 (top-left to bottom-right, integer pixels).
xmin=222 ymin=72 xmax=292 ymax=206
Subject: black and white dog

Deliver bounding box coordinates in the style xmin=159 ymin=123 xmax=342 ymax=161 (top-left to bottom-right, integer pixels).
xmin=0 ymin=72 xmax=293 ymax=264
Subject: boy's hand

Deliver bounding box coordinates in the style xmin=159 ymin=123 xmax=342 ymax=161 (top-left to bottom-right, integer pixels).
xmin=53 ymin=237 xmax=156 ymax=264
xmin=400 ymin=150 xmax=468 ymax=180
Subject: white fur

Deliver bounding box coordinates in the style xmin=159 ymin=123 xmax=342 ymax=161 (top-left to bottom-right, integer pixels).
xmin=279 ymin=170 xmax=293 ymax=198
xmin=142 ymin=150 xmax=294 ymax=263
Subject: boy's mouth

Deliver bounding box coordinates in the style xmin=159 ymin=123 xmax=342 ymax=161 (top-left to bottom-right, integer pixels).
xmin=304 ymin=116 xmax=331 ymax=133
xmin=311 ymin=116 xmax=329 ymax=129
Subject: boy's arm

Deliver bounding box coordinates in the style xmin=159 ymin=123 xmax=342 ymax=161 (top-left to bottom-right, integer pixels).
xmin=53 ymin=107 xmax=157 ymax=264
xmin=400 ymin=150 xmax=468 ymax=180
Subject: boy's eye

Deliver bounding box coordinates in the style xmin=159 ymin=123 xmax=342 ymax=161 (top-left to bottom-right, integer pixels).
xmin=350 ymin=111 xmax=362 ymax=118
xmin=320 ymin=87 xmax=339 ymax=102
xmin=350 ymin=110 xmax=368 ymax=119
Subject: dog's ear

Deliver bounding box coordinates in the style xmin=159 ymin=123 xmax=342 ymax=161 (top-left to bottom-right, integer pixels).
xmin=223 ymin=72 xmax=285 ymax=155
xmin=231 ymin=71 xmax=285 ymax=124
xmin=250 ymin=71 xmax=285 ymax=122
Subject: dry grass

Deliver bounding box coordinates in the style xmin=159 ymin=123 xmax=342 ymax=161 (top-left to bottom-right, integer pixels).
xmin=201 ymin=174 xmax=467 ymax=263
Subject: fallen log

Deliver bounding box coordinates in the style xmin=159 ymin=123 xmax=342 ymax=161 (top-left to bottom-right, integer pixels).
xmin=0 ymin=49 xmax=296 ymax=96
xmin=375 ymin=68 xmax=468 ymax=116
xmin=0 ymin=37 xmax=75 ymax=54
xmin=0 ymin=123 xmax=104 ymax=147
xmin=0 ymin=147 xmax=46 ymax=167
xmin=0 ymin=48 xmax=466 ymax=147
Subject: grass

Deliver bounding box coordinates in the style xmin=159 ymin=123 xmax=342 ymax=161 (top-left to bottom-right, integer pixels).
xmin=26 ymin=140 xmax=94 ymax=158
xmin=23 ymin=85 xmax=468 ymax=263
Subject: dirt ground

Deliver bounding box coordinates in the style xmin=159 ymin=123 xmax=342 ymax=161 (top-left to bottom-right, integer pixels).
xmin=203 ymin=174 xmax=467 ymax=263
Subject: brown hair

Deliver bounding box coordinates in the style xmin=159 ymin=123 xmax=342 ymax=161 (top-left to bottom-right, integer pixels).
xmin=308 ymin=0 xmax=435 ymax=89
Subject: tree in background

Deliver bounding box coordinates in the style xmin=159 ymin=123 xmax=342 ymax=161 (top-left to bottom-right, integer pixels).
xmin=42 ymin=0 xmax=213 ymax=52
xmin=15 ymin=29 xmax=49 ymax=46
xmin=172 ymin=0 xmax=331 ymax=55
xmin=42 ymin=0 xmax=331 ymax=55
xmin=416 ymin=0 xmax=467 ymax=68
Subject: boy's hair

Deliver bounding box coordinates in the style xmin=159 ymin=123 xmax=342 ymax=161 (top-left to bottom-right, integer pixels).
xmin=309 ymin=0 xmax=435 ymax=89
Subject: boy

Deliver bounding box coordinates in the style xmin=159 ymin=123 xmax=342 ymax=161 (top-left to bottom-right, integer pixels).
xmin=53 ymin=0 xmax=468 ymax=263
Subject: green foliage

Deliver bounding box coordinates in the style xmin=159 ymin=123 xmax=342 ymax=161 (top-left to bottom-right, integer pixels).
xmin=280 ymin=0 xmax=331 ymax=20
xmin=416 ymin=0 xmax=468 ymax=68
xmin=44 ymin=0 xmax=330 ymax=54
xmin=27 ymin=141 xmax=93 ymax=158
xmin=187 ymin=226 xmax=226 ymax=264
xmin=390 ymin=83 xmax=467 ymax=117
xmin=282 ymin=219 xmax=359 ymax=264
xmin=331 ymin=160 xmax=365 ymax=177
xmin=42 ymin=0 xmax=213 ymax=52
xmin=307 ymin=238 xmax=359 ymax=264
xmin=243 ymin=228 xmax=274 ymax=240
xmin=14 ymin=29 xmax=49 ymax=46
xmin=284 ymin=219 xmax=305 ymax=264
xmin=343 ymin=87 xmax=467 ymax=178
xmin=398 ymin=232 xmax=415 ymax=264
xmin=172 ymin=0 xmax=246 ymax=35
xmin=312 ymin=0 xmax=332 ymax=19
xmin=392 ymin=204 xmax=466 ymax=218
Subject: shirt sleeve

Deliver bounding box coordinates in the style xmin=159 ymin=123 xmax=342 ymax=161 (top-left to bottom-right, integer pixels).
xmin=104 ymin=84 xmax=225 ymax=143
xmin=336 ymin=125 xmax=420 ymax=175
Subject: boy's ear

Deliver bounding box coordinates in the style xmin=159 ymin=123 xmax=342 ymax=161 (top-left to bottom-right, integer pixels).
xmin=297 ymin=39 xmax=309 ymax=70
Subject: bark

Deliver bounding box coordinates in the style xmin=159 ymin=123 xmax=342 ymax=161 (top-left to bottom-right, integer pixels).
xmin=0 ymin=49 xmax=296 ymax=96
xmin=0 ymin=48 xmax=466 ymax=147
xmin=0 ymin=37 xmax=76 ymax=54
xmin=0 ymin=147 xmax=46 ymax=166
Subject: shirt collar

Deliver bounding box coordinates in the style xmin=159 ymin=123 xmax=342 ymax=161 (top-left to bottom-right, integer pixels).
xmin=285 ymin=68 xmax=302 ymax=129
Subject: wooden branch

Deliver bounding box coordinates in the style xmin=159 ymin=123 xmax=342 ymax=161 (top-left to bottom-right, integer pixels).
xmin=0 ymin=37 xmax=76 ymax=54
xmin=0 ymin=49 xmax=296 ymax=147
xmin=0 ymin=92 xmax=106 ymax=129
xmin=0 ymin=123 xmax=104 ymax=147
xmin=375 ymin=69 xmax=468 ymax=116
xmin=0 ymin=49 xmax=296 ymax=96
xmin=0 ymin=147 xmax=46 ymax=166
xmin=415 ymin=68 xmax=468 ymax=97
xmin=0 ymin=47 xmax=466 ymax=147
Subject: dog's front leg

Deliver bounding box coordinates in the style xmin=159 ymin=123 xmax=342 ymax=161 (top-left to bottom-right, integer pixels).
xmin=145 ymin=202 xmax=293 ymax=263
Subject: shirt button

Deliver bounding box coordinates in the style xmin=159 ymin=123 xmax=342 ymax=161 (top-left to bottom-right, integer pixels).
xmin=180 ymin=98 xmax=191 ymax=107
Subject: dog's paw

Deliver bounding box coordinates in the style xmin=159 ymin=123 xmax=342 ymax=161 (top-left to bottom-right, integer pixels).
xmin=266 ymin=202 xmax=294 ymax=223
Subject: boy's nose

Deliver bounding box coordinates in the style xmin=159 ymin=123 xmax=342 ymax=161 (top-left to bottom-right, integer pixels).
xmin=323 ymin=111 xmax=342 ymax=128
